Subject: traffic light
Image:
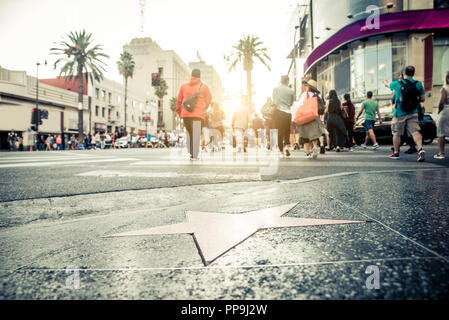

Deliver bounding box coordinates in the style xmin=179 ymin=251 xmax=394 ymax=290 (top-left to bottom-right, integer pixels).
xmin=151 ymin=72 xmax=160 ymax=86
xmin=39 ymin=109 xmax=48 ymax=125
xmin=31 ymin=108 xmax=38 ymax=131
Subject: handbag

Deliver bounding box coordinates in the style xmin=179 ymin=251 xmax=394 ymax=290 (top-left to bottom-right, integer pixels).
xmin=261 ymin=98 xmax=277 ymax=120
xmin=294 ymin=93 xmax=319 ymax=125
xmin=183 ymin=83 xmax=203 ymax=112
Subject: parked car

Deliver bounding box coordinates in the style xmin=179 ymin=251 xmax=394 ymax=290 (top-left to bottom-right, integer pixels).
xmin=353 ymin=112 xmax=437 ymax=145
xmin=118 ymin=135 xmax=141 ymax=148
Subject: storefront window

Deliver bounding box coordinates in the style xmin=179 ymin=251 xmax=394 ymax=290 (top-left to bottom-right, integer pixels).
xmin=351 ymin=45 xmax=365 ymax=98
xmin=433 ymin=37 xmax=449 ymax=86
xmin=392 ymin=37 xmax=407 ymax=82
xmin=377 ymin=41 xmax=392 ymax=95
xmin=364 ymin=43 xmax=378 ymax=94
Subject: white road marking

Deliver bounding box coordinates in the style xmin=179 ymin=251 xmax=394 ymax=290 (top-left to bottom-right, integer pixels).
xmin=76 ymin=170 xmax=261 ymax=180
xmin=0 ymin=158 xmax=140 ymax=168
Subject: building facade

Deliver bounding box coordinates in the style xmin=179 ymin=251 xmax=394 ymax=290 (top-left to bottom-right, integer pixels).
xmin=40 ymin=75 xmax=157 ymax=137
xmin=0 ymin=66 xmax=89 ymax=149
xmin=123 ymin=37 xmax=192 ymax=132
xmin=290 ymin=0 xmax=449 ymax=112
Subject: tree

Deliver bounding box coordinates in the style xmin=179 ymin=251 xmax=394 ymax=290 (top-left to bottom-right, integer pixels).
xmin=51 ymin=30 xmax=109 ymax=143
xmin=169 ymin=97 xmax=178 ymax=129
xmin=225 ymin=35 xmax=271 ymax=113
xmin=117 ymin=51 xmax=135 ymax=133
xmin=155 ymin=79 xmax=168 ymax=130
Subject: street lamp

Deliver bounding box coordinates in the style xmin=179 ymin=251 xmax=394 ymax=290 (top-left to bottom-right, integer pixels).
xmin=35 ymin=60 xmax=47 ymax=148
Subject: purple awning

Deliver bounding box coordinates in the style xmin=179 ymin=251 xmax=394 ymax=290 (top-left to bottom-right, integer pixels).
xmin=304 ymin=9 xmax=449 ymax=74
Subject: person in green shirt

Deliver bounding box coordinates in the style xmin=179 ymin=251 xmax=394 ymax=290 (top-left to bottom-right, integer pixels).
xmin=356 ymin=91 xmax=382 ymax=149
xmin=384 ymin=65 xmax=426 ymax=162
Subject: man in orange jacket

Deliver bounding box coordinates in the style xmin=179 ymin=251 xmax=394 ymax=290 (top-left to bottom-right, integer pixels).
xmin=176 ymin=69 xmax=212 ymax=160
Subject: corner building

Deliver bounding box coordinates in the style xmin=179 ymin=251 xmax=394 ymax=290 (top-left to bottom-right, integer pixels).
xmin=293 ymin=0 xmax=449 ymax=112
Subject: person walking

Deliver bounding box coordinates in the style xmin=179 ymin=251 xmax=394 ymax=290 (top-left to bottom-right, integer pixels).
xmin=324 ymin=90 xmax=348 ymax=152
xmin=384 ymin=66 xmax=426 ymax=161
xmin=208 ymin=102 xmax=226 ymax=151
xmin=356 ymin=91 xmax=382 ymax=150
xmin=45 ymin=135 xmax=52 ymax=151
xmin=8 ymin=130 xmax=16 ymax=151
xmin=56 ymin=135 xmax=62 ymax=150
xmin=342 ymin=93 xmax=356 ymax=150
xmin=232 ymin=103 xmax=251 ymax=153
xmin=296 ymin=79 xmax=325 ymax=159
xmin=251 ymin=113 xmax=265 ymax=148
xmin=176 ymin=68 xmax=212 ymax=160
xmin=434 ymin=71 xmax=449 ymax=159
xmin=272 ymin=75 xmax=295 ymax=158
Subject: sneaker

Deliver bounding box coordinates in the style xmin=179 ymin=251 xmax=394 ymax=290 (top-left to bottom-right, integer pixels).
xmin=285 ymin=148 xmax=291 ymax=158
xmin=417 ymin=149 xmax=425 ymax=162
xmin=361 ymin=144 xmax=367 ymax=149
xmin=389 ymin=153 xmax=400 ymax=160
xmin=372 ymin=144 xmax=379 ymax=150
xmin=312 ymin=147 xmax=318 ymax=159
xmin=434 ymin=153 xmax=445 ymax=160
xmin=305 ymin=153 xmax=312 ymax=159
xmin=280 ymin=153 xmax=285 ymax=159
xmin=190 ymin=156 xmax=200 ymax=161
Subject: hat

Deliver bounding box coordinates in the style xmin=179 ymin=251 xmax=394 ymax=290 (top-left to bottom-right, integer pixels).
xmin=304 ymin=79 xmax=319 ymax=93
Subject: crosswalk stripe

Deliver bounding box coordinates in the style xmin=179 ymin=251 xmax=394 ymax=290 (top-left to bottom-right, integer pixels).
xmin=0 ymin=156 xmax=117 ymax=163
xmin=0 ymin=158 xmax=140 ymax=168
xmin=76 ymin=170 xmax=261 ymax=180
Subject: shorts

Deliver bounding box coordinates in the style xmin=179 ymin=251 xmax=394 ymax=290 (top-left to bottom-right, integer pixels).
xmin=364 ymin=120 xmax=376 ymax=131
xmin=391 ymin=114 xmax=420 ymax=137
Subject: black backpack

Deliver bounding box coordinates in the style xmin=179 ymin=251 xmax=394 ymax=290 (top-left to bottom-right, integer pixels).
xmin=400 ymin=79 xmax=420 ymax=113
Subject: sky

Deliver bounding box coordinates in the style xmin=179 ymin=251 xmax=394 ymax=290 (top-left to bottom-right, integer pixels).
xmin=0 ymin=0 xmax=299 ymax=109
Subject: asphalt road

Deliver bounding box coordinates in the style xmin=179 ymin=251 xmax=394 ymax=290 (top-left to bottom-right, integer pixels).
xmin=0 ymin=144 xmax=448 ymax=299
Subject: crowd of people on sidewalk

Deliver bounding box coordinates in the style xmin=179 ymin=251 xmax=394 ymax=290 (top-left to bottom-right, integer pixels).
xmin=6 ymin=67 xmax=449 ymax=162
xmin=174 ymin=65 xmax=449 ymax=163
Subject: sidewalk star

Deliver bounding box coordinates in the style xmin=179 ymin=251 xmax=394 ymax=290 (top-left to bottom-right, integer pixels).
xmin=104 ymin=203 xmax=365 ymax=265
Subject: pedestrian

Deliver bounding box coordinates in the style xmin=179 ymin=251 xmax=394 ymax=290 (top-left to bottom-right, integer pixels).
xmin=434 ymin=71 xmax=449 ymax=159
xmin=45 ymin=135 xmax=52 ymax=151
xmin=384 ymin=65 xmax=426 ymax=161
xmin=208 ymin=102 xmax=226 ymax=151
xmin=272 ymin=75 xmax=295 ymax=158
xmin=176 ymin=68 xmax=212 ymax=160
xmin=91 ymin=132 xmax=97 ymax=150
xmin=342 ymin=93 xmax=356 ymax=150
xmin=8 ymin=130 xmax=17 ymax=151
xmin=51 ymin=135 xmax=57 ymax=150
xmin=251 ymin=113 xmax=265 ymax=148
xmin=94 ymin=132 xmax=100 ymax=149
xmin=232 ymin=102 xmax=251 ymax=153
xmin=100 ymin=132 xmax=105 ymax=149
xmin=324 ymin=90 xmax=348 ymax=152
xmin=355 ymin=91 xmax=382 ymax=150
xmin=56 ymin=135 xmax=62 ymax=150
xmin=296 ymin=79 xmax=325 ymax=159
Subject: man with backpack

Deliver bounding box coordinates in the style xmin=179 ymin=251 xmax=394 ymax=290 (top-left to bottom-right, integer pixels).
xmin=384 ymin=66 xmax=426 ymax=161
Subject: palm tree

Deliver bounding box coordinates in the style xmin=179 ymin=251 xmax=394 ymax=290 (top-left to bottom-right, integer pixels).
xmin=51 ymin=30 xmax=109 ymax=143
xmin=225 ymin=35 xmax=271 ymax=113
xmin=117 ymin=51 xmax=135 ymax=133
xmin=155 ymin=79 xmax=168 ymax=130
xmin=169 ymin=97 xmax=178 ymax=129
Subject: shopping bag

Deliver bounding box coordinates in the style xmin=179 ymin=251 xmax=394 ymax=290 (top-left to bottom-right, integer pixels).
xmin=294 ymin=96 xmax=319 ymax=125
